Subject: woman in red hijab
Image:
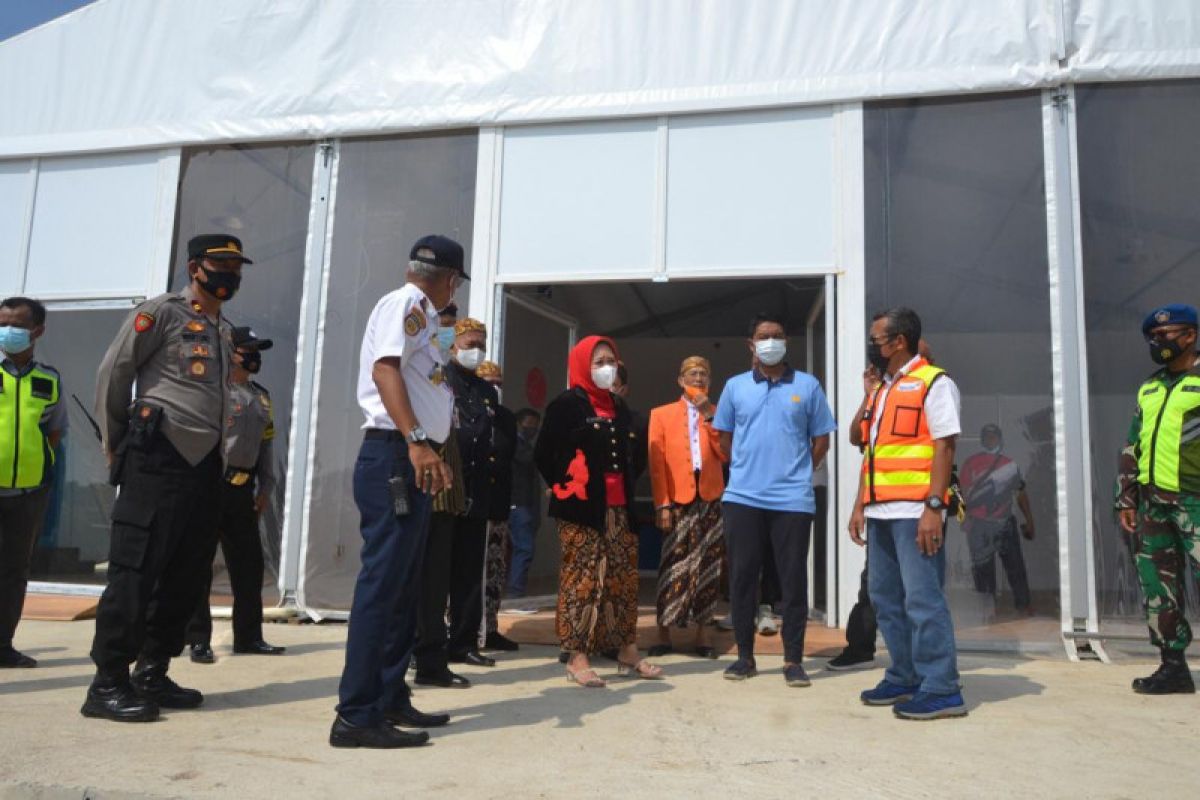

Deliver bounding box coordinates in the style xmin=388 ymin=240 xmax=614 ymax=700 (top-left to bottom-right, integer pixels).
xmin=534 ymin=336 xmax=664 ymax=687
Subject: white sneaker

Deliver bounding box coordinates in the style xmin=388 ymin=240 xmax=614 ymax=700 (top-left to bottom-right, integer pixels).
xmin=755 ymin=605 xmax=779 ymax=636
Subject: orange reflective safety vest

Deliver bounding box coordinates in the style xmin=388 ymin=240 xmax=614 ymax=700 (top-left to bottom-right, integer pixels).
xmin=860 ymin=358 xmax=948 ymax=505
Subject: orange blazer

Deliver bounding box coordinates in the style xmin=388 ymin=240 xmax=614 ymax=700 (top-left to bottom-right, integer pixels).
xmin=648 ymin=398 xmax=728 ymax=508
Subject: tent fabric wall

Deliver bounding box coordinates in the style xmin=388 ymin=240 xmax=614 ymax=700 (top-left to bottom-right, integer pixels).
xmin=2 ymin=0 xmax=1196 ymax=158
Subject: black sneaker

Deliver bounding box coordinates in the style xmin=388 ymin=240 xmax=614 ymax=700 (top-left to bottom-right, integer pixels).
xmin=784 ymin=663 xmax=811 ymax=687
xmin=329 ymin=716 xmax=430 ymax=749
xmin=131 ymin=661 xmax=203 ymax=709
xmin=826 ymin=651 xmax=876 ymax=671
xmin=189 ymin=644 xmax=215 ymax=664
xmin=723 ymin=658 xmax=758 ymax=681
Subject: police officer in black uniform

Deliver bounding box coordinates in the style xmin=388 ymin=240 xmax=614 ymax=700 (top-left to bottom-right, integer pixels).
xmin=414 ymin=318 xmax=499 ymax=685
xmin=83 ymin=234 xmax=250 ymax=723
xmin=187 ymin=326 xmax=285 ymax=663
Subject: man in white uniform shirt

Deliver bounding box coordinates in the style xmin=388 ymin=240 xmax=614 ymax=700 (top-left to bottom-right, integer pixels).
xmin=331 ymin=235 xmax=465 ymax=749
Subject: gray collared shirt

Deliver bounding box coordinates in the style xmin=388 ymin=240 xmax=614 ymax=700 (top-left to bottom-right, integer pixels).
xmin=95 ymin=286 xmax=232 ymax=466
xmin=225 ymin=379 xmax=275 ymax=495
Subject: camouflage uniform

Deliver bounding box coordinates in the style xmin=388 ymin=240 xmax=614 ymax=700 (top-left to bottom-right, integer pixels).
xmin=1116 ymin=359 xmax=1200 ymax=652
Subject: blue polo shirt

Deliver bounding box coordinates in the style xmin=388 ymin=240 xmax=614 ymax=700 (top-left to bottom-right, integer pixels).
xmin=713 ymin=366 xmax=836 ymax=513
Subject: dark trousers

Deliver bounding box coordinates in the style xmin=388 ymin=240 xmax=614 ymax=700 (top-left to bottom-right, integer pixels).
xmin=186 ymin=482 xmax=266 ymax=648
xmin=414 ymin=512 xmax=488 ymax=672
xmin=90 ymin=433 xmax=222 ymax=677
xmin=336 ymin=437 xmax=431 ymax=727
xmin=967 ymin=516 xmax=1032 ymax=610
xmin=0 ymin=487 xmax=51 ymax=647
xmin=843 ymin=565 xmax=878 ymax=657
xmin=723 ymin=502 xmax=812 ymax=663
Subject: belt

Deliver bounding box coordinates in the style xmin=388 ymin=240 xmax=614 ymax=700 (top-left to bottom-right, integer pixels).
xmin=224 ymin=466 xmax=255 ymax=486
xmin=364 ymin=428 xmax=445 ymax=447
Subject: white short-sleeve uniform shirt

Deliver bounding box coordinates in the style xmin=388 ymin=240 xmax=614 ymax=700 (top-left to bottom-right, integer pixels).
xmin=356 ymin=283 xmax=453 ymax=441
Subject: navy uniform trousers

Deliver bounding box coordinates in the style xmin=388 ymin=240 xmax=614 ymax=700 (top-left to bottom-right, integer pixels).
xmin=336 ymin=434 xmax=432 ymax=728
xmin=90 ymin=431 xmax=222 ymax=677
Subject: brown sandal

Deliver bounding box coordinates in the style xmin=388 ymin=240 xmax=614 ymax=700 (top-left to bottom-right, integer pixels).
xmin=616 ymin=659 xmax=665 ymax=680
xmin=566 ymin=667 xmax=606 ymax=688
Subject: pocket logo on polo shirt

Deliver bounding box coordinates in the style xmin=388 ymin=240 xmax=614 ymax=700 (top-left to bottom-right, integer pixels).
xmin=895 ymin=380 xmax=924 ymax=392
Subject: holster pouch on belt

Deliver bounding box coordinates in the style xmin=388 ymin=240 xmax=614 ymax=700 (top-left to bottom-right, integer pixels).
xmin=109 ymin=401 xmax=164 ymax=487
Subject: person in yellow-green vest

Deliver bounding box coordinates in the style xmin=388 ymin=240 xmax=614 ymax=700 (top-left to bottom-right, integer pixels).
xmin=1116 ymin=303 xmax=1200 ymax=695
xmin=0 ymin=297 xmax=66 ymax=669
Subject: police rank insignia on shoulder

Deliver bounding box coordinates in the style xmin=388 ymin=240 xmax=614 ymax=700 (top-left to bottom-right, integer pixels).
xmin=134 ymin=312 xmax=155 ymax=333
xmin=404 ymin=307 xmax=427 ymax=337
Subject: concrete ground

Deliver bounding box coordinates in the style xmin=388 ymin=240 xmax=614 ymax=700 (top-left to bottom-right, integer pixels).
xmin=0 ymin=618 xmax=1195 ymax=799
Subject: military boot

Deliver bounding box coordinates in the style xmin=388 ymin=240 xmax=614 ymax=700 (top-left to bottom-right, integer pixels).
xmin=131 ymin=658 xmax=204 ymax=708
xmin=1132 ymin=649 xmax=1195 ymax=695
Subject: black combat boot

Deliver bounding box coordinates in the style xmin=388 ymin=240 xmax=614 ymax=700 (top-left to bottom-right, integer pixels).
xmin=1132 ymin=649 xmax=1195 ymax=695
xmin=81 ymin=674 xmax=160 ymax=722
xmin=132 ymin=658 xmax=204 ymax=708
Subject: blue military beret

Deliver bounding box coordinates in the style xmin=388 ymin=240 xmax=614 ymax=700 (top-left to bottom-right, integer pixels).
xmin=1142 ymin=303 xmax=1198 ymax=336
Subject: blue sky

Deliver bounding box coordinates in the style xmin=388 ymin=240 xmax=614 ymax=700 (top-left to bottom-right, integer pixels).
xmin=0 ymin=0 xmax=94 ymax=42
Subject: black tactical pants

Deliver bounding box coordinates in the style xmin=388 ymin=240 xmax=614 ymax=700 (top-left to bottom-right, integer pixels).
xmin=0 ymin=487 xmax=51 ymax=647
xmin=90 ymin=432 xmax=222 ymax=677
xmin=186 ymin=482 xmax=266 ymax=648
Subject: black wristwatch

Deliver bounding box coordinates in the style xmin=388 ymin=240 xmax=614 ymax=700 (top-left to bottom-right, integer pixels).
xmin=406 ymin=426 xmax=430 ymax=445
xmin=925 ymin=496 xmax=946 ymax=511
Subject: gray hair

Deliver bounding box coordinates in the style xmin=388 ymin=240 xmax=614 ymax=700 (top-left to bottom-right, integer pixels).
xmin=406 ymin=259 xmax=450 ymax=279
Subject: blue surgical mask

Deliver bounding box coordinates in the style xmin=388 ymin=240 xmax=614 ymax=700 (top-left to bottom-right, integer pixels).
xmin=0 ymin=326 xmax=32 ymax=355
xmin=436 ymin=326 xmax=455 ymax=352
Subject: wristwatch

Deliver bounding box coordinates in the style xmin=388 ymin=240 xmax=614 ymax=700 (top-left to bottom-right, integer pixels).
xmin=406 ymin=426 xmax=430 ymax=445
xmin=925 ymin=495 xmax=946 ymax=511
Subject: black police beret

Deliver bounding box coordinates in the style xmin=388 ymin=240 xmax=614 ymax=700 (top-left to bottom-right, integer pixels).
xmin=188 ymin=234 xmax=253 ymax=264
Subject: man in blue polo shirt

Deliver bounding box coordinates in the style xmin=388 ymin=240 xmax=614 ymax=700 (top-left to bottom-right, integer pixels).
xmin=713 ymin=312 xmax=836 ymax=687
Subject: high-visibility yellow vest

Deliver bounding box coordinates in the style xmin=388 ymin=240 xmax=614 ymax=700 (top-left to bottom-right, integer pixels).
xmin=861 ymin=359 xmax=947 ymax=505
xmin=0 ymin=364 xmax=60 ymax=489
xmin=1135 ymin=369 xmax=1200 ymax=494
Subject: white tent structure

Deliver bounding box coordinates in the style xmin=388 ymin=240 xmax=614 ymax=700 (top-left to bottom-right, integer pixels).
xmin=4 ymin=0 xmax=1199 ymax=657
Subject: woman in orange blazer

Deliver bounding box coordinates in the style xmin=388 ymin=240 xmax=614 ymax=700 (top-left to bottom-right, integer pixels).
xmin=647 ymin=356 xmax=728 ymax=658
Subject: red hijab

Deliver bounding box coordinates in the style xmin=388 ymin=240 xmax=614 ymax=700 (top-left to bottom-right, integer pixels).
xmin=568 ymin=335 xmax=618 ymax=417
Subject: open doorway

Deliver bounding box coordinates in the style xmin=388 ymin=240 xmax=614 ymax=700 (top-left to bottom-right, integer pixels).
xmin=497 ymin=276 xmax=835 ymax=621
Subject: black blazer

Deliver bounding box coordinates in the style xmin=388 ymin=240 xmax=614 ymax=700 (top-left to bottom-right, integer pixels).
xmin=446 ymin=362 xmax=498 ymax=520
xmin=485 ymin=404 xmax=517 ymax=522
xmin=534 ymin=387 xmax=640 ymax=532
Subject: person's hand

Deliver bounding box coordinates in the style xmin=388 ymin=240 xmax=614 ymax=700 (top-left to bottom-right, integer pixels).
xmin=656 ymin=507 xmax=673 ymax=531
xmin=848 ymin=505 xmax=867 ymax=546
xmin=917 ymin=508 xmax=944 ymax=556
xmin=410 ymin=443 xmax=452 ymax=495
xmin=1118 ymin=508 xmax=1138 ymax=535
xmin=863 ymin=366 xmax=881 ymax=395
xmin=254 ymin=492 xmax=269 ymax=516
xmin=1021 ymin=522 xmax=1035 ymax=541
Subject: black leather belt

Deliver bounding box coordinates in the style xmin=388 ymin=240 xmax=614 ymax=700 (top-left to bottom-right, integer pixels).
xmin=364 ymin=428 xmax=404 ymax=441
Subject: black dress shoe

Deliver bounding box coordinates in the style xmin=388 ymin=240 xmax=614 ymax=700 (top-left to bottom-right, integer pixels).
xmin=558 ymin=650 xmax=570 ymax=664
xmin=385 ymin=705 xmax=451 ymax=728
xmin=329 ymin=716 xmax=430 ymax=749
xmin=449 ymin=650 xmax=496 ymax=667
xmin=0 ymin=646 xmax=36 ymax=668
xmin=131 ymin=661 xmax=203 ymax=709
xmin=414 ymin=668 xmax=471 ymax=688
xmin=81 ymin=679 xmax=160 ymax=723
xmin=189 ymin=644 xmax=215 ymax=664
xmin=233 ymin=640 xmax=286 ymax=655
xmin=484 ymin=632 xmax=520 ymax=651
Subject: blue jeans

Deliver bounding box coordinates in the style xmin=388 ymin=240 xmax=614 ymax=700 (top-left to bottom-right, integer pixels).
xmin=336 ymin=437 xmax=432 ymax=727
xmin=867 ymin=517 xmax=959 ymax=695
xmin=506 ymin=504 xmax=539 ymax=597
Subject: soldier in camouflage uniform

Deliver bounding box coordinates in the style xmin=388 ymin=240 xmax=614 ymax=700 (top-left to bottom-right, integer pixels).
xmin=1116 ymin=303 xmax=1200 ymax=695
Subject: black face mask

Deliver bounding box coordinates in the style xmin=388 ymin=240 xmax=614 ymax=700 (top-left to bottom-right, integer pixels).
xmin=196 ymin=265 xmax=242 ymax=301
xmin=520 ymin=426 xmax=539 ymax=440
xmin=237 ymin=350 xmax=262 ymax=374
xmin=1148 ymin=336 xmax=1188 ymax=366
xmin=867 ymin=343 xmax=891 ymax=373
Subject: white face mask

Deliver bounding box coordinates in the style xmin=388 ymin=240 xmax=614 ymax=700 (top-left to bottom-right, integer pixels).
xmin=983 ymin=443 xmax=1002 ymax=455
xmin=455 ymin=348 xmax=484 ymax=370
xmin=754 ymin=338 xmax=787 ymax=366
xmin=592 ymin=365 xmax=618 ymax=390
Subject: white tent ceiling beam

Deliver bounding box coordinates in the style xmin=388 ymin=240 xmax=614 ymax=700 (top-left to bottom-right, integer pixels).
xmin=2 ymin=0 xmax=1198 ymax=158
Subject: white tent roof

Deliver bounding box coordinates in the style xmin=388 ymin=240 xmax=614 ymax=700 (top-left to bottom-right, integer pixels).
xmin=2 ymin=0 xmax=1199 ymax=157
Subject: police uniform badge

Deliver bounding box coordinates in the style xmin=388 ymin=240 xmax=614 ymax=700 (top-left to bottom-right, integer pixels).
xmin=191 ymin=343 xmax=211 ymax=357
xmin=186 ymin=320 xmax=206 ymax=333
xmin=1155 ymin=310 xmax=1171 ymax=324
xmin=404 ymin=307 xmax=427 ymax=338
xmin=429 ymin=364 xmax=445 ymax=386
xmin=190 ymin=360 xmax=208 ymax=378
xmin=134 ymin=312 xmax=155 ymax=333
